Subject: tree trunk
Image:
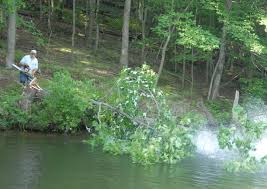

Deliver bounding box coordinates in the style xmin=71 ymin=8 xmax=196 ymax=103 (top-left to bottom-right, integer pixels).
xmin=155 ymin=26 xmax=172 ymax=86
xmin=209 ymin=26 xmax=226 ymax=100
xmin=208 ymin=0 xmax=232 ymax=100
xmin=182 ymin=54 xmax=186 ymax=89
xmin=71 ymin=0 xmax=76 ymax=62
xmin=6 ymin=0 xmax=16 ymax=69
xmin=89 ymin=0 xmax=95 ymax=47
xmin=191 ymin=49 xmax=194 ymax=98
xmin=85 ymin=0 xmax=89 ymax=44
xmin=39 ymin=0 xmax=43 ymax=20
xmin=138 ymin=0 xmax=147 ymax=64
xmin=94 ymin=0 xmax=100 ymax=51
xmin=120 ymin=0 xmax=131 ymax=67
xmin=46 ymin=0 xmax=53 ymax=63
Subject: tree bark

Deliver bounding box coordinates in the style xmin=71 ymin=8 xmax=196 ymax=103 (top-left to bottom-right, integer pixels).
xmin=46 ymin=0 xmax=53 ymax=63
xmin=71 ymin=0 xmax=76 ymax=62
xmin=182 ymin=54 xmax=186 ymax=89
xmin=89 ymin=0 xmax=95 ymax=47
xmin=138 ymin=0 xmax=147 ymax=64
xmin=94 ymin=0 xmax=100 ymax=51
xmin=39 ymin=0 xmax=43 ymax=20
xmin=155 ymin=26 xmax=172 ymax=86
xmin=208 ymin=0 xmax=232 ymax=100
xmin=120 ymin=0 xmax=131 ymax=67
xmin=6 ymin=0 xmax=16 ymax=69
xmin=209 ymin=25 xmax=226 ymax=100
xmin=191 ymin=49 xmax=194 ymax=98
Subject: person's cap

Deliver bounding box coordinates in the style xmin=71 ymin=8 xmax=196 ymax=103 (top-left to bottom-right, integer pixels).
xmin=30 ymin=50 xmax=37 ymax=54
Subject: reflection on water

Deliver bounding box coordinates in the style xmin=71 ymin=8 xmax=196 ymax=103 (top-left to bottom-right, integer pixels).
xmin=0 ymin=132 xmax=267 ymax=189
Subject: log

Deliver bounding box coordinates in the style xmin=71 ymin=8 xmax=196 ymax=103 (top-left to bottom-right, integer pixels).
xmin=18 ymin=86 xmax=46 ymax=111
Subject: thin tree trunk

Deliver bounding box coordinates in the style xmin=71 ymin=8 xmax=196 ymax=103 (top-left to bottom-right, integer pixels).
xmin=208 ymin=0 xmax=232 ymax=100
xmin=182 ymin=54 xmax=186 ymax=89
xmin=46 ymin=0 xmax=53 ymax=63
xmin=6 ymin=0 xmax=16 ymax=68
xmin=51 ymin=0 xmax=54 ymax=13
xmin=174 ymin=45 xmax=177 ymax=73
xmin=191 ymin=49 xmax=194 ymax=98
xmin=206 ymin=56 xmax=212 ymax=84
xmin=85 ymin=0 xmax=89 ymax=43
xmin=155 ymin=26 xmax=172 ymax=86
xmin=89 ymin=0 xmax=95 ymax=47
xmin=140 ymin=2 xmax=147 ymax=64
xmin=94 ymin=0 xmax=100 ymax=51
xmin=72 ymin=0 xmax=76 ymax=62
xmin=120 ymin=0 xmax=131 ymax=67
xmin=210 ymin=25 xmax=226 ymax=100
xmin=155 ymin=1 xmax=192 ymax=85
xmin=39 ymin=0 xmax=42 ymax=20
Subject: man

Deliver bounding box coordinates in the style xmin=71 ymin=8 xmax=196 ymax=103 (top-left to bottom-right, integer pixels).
xmin=18 ymin=50 xmax=39 ymax=85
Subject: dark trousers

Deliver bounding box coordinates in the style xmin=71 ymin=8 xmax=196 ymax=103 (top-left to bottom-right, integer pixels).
xmin=19 ymin=72 xmax=33 ymax=85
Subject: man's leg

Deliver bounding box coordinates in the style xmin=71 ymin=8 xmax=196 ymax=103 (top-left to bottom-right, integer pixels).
xmin=19 ymin=72 xmax=27 ymax=85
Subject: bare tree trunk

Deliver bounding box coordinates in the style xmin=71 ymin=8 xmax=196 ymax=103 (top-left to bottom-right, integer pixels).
xmin=182 ymin=54 xmax=186 ymax=89
xmin=190 ymin=49 xmax=194 ymax=98
xmin=71 ymin=0 xmax=76 ymax=62
xmin=89 ymin=0 xmax=95 ymax=47
xmin=174 ymin=45 xmax=177 ymax=73
xmin=46 ymin=0 xmax=53 ymax=63
xmin=94 ymin=0 xmax=100 ymax=51
xmin=39 ymin=0 xmax=43 ymax=20
xmin=85 ymin=0 xmax=89 ymax=43
xmin=208 ymin=0 xmax=232 ymax=100
xmin=155 ymin=26 xmax=172 ymax=86
xmin=138 ymin=0 xmax=147 ymax=64
xmin=208 ymin=26 xmax=226 ymax=100
xmin=51 ymin=0 xmax=54 ymax=13
xmin=6 ymin=0 xmax=16 ymax=68
xmin=120 ymin=0 xmax=131 ymax=67
xmin=206 ymin=56 xmax=212 ymax=84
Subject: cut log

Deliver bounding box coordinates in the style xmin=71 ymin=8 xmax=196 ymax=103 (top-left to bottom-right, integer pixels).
xmin=18 ymin=86 xmax=46 ymax=111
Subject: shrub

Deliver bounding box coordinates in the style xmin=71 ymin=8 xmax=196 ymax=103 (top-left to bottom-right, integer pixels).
xmin=240 ymin=77 xmax=267 ymax=99
xmin=34 ymin=71 xmax=98 ymax=132
xmin=0 ymin=89 xmax=29 ymax=130
xmin=206 ymin=99 xmax=232 ymax=125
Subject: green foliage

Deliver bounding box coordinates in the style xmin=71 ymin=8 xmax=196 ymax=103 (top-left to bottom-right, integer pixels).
xmin=17 ymin=17 xmax=46 ymax=47
xmin=15 ymin=49 xmax=24 ymax=62
xmin=218 ymin=104 xmax=267 ymax=172
xmin=35 ymin=72 xmax=98 ymax=132
xmin=0 ymin=71 xmax=99 ymax=132
xmin=0 ymin=89 xmax=29 ymax=129
xmin=240 ymin=77 xmax=267 ymax=99
xmin=179 ymin=111 xmax=207 ymax=128
xmin=88 ymin=65 xmax=195 ymax=164
xmin=206 ymin=99 xmax=232 ymax=125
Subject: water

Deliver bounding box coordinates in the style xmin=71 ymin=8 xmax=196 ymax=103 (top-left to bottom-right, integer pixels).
xmin=1 ymin=132 xmax=267 ymax=189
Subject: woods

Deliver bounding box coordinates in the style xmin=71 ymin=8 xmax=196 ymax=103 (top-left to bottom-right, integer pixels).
xmin=0 ymin=0 xmax=267 ymax=172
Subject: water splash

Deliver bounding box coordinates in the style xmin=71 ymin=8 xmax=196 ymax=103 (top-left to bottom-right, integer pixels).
xmin=193 ymin=130 xmax=230 ymax=159
xmin=251 ymin=132 xmax=267 ymax=160
xmin=194 ymin=129 xmax=267 ymax=162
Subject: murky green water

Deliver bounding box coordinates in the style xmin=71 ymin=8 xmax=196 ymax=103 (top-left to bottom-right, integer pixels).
xmin=0 ymin=132 xmax=267 ymax=189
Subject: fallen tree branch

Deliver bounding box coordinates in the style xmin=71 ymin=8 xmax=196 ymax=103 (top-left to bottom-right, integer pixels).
xmin=90 ymin=99 xmax=147 ymax=126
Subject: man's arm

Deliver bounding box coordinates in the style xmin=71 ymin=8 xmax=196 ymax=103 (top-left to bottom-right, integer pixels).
xmin=17 ymin=56 xmax=28 ymax=67
xmin=31 ymin=60 xmax=39 ymax=76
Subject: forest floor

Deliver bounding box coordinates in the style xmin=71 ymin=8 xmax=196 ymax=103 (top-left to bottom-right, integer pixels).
xmin=0 ymin=15 xmax=237 ymax=119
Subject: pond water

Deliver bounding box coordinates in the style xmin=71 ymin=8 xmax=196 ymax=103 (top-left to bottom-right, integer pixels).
xmin=0 ymin=132 xmax=267 ymax=189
